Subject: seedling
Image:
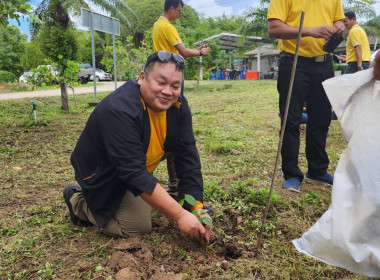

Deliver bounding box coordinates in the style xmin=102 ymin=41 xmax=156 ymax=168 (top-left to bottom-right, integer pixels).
xmin=179 ymin=194 xmax=213 ymax=227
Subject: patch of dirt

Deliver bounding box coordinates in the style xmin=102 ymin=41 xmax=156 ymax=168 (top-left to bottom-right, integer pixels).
xmin=98 ymin=215 xmax=247 ymax=279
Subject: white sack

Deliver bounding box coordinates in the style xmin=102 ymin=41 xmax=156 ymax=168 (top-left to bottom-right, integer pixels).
xmin=292 ymin=68 xmax=380 ymax=277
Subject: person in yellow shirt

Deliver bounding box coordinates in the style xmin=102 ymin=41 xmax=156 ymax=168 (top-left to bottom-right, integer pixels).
xmin=153 ymin=0 xmax=210 ymax=57
xmin=153 ymin=0 xmax=210 ymax=195
xmin=267 ymin=0 xmax=345 ymax=192
xmin=343 ymin=11 xmax=371 ymax=73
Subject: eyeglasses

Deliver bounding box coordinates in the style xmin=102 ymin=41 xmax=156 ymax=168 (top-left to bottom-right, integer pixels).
xmin=177 ymin=8 xmax=182 ymax=16
xmin=157 ymin=51 xmax=185 ymax=66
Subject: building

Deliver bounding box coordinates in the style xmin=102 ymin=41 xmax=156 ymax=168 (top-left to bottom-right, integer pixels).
xmin=244 ymin=46 xmax=279 ymax=74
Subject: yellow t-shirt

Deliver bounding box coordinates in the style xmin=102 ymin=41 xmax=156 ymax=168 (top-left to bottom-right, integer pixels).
xmin=152 ymin=16 xmax=182 ymax=54
xmin=346 ymin=24 xmax=371 ymax=63
xmin=267 ymin=0 xmax=345 ymax=57
xmin=145 ymin=107 xmax=167 ymax=174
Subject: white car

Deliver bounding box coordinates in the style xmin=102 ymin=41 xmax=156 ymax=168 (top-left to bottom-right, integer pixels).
xmin=19 ymin=71 xmax=33 ymax=83
xmin=90 ymin=68 xmax=112 ymax=81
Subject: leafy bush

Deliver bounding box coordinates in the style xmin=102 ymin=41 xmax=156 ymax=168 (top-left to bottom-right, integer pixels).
xmin=9 ymin=82 xmax=35 ymax=92
xmin=0 ymin=71 xmax=17 ymax=83
xmin=62 ymin=60 xmax=80 ymax=86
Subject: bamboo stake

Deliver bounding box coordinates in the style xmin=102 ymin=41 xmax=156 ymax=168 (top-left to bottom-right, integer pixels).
xmin=254 ymin=11 xmax=305 ymax=257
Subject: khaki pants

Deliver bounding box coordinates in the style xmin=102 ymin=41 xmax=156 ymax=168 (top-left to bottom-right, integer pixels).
xmin=70 ymin=190 xmax=152 ymax=237
xmin=70 ymin=153 xmax=179 ymax=237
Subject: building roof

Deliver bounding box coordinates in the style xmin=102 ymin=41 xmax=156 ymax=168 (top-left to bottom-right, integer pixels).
xmin=194 ymin=33 xmax=270 ymax=50
xmin=245 ymin=46 xmax=279 ymax=57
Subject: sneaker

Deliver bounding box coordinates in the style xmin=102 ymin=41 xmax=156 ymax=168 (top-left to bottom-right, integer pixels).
xmin=282 ymin=177 xmax=301 ymax=193
xmin=63 ymin=184 xmax=93 ymax=227
xmin=304 ymin=172 xmax=333 ymax=187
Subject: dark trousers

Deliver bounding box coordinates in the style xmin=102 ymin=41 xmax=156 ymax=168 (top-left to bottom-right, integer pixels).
xmin=344 ymin=61 xmax=370 ymax=74
xmin=278 ymin=53 xmax=334 ymax=181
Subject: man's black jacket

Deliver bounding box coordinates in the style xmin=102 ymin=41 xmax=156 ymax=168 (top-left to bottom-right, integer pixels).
xmin=71 ymin=79 xmax=203 ymax=228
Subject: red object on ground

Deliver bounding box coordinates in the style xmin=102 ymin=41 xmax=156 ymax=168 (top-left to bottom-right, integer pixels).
xmin=246 ymin=71 xmax=259 ymax=79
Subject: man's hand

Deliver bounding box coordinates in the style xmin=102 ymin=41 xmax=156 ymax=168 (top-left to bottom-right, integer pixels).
xmin=197 ymin=44 xmax=210 ymax=56
xmin=310 ymin=25 xmax=335 ymax=40
xmin=175 ymin=209 xmax=211 ymax=242
xmin=333 ymin=20 xmax=345 ymax=36
xmin=195 ymin=208 xmax=212 ymax=243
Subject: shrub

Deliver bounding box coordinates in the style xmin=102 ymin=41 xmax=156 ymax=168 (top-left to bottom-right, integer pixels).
xmin=0 ymin=71 xmax=17 ymax=83
xmin=9 ymin=82 xmax=35 ymax=92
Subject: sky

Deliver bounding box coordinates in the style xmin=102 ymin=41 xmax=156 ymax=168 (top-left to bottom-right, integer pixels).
xmin=184 ymin=0 xmax=259 ymax=18
xmin=10 ymin=0 xmax=380 ymax=40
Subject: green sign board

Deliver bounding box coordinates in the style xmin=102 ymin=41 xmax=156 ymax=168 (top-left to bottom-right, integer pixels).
xmin=234 ymin=59 xmax=244 ymax=65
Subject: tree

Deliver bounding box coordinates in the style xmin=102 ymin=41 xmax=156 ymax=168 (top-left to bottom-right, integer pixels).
xmin=0 ymin=25 xmax=28 ymax=76
xmin=33 ymin=0 xmax=135 ymax=111
xmin=362 ymin=15 xmax=380 ymax=38
xmin=20 ymin=40 xmax=47 ymax=71
xmin=239 ymin=0 xmax=270 ymax=38
xmin=342 ymin=0 xmax=376 ymax=21
xmin=101 ymin=36 xmax=150 ymax=80
xmin=0 ymin=0 xmax=34 ymax=26
xmin=123 ymin=0 xmax=163 ymax=47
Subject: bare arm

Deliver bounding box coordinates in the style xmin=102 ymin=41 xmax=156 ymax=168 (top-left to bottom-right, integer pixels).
xmin=140 ymin=183 xmax=211 ymax=242
xmin=354 ymin=45 xmax=363 ymax=71
xmin=175 ymin=43 xmax=210 ymax=58
xmin=267 ymin=18 xmax=336 ymax=40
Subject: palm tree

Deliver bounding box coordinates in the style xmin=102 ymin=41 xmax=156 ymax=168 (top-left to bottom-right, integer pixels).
xmin=342 ymin=0 xmax=376 ymax=21
xmin=33 ymin=0 xmax=136 ymax=111
xmin=362 ymin=15 xmax=380 ymax=39
xmin=0 ymin=0 xmax=37 ymax=26
xmin=239 ymin=0 xmax=270 ymax=38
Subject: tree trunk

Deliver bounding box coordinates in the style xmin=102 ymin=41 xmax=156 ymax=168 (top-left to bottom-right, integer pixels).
xmin=60 ymin=81 xmax=69 ymax=111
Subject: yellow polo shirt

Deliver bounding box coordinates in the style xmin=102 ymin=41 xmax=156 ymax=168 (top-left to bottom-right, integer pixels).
xmin=145 ymin=108 xmax=166 ymax=174
xmin=267 ymin=0 xmax=345 ymax=57
xmin=346 ymin=24 xmax=371 ymax=63
xmin=152 ymin=16 xmax=182 ymax=54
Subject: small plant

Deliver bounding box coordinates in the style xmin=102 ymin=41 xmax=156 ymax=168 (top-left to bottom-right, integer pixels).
xmin=37 ymin=262 xmax=55 ymax=279
xmin=179 ymin=194 xmax=213 ymax=227
xmin=301 ymin=191 xmax=322 ymax=206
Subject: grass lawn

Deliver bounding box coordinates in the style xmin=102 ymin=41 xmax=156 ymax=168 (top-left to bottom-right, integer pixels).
xmin=0 ymin=79 xmax=363 ymax=279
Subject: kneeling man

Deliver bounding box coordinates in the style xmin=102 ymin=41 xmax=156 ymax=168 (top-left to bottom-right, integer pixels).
xmin=64 ymin=51 xmax=212 ymax=243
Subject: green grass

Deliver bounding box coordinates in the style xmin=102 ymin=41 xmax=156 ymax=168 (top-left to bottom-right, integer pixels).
xmin=0 ymin=79 xmax=363 ymax=279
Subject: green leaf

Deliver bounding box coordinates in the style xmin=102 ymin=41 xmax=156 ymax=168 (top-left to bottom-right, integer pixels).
xmin=202 ymin=217 xmax=213 ymax=226
xmin=184 ymin=194 xmax=197 ymax=206
xmin=178 ymin=199 xmax=185 ymax=206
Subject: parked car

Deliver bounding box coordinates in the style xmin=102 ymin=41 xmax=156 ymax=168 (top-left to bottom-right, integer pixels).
xmin=78 ymin=63 xmax=93 ymax=84
xmin=18 ymin=65 xmax=59 ymax=85
xmin=90 ymin=68 xmax=112 ymax=81
xmin=19 ymin=71 xmax=33 ymax=83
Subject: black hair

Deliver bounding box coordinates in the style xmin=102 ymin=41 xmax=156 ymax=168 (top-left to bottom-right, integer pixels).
xmin=344 ymin=11 xmax=356 ymax=20
xmin=144 ymin=52 xmax=185 ymax=76
xmin=164 ymin=0 xmax=184 ymax=12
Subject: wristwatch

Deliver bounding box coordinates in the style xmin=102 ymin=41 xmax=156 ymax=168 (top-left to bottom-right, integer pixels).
xmin=200 ymin=49 xmax=204 ymax=56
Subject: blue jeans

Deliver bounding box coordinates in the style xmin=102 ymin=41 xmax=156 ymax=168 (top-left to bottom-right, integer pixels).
xmin=344 ymin=61 xmax=370 ymax=74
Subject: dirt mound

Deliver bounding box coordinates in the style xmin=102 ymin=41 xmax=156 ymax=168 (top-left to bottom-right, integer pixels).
xmin=99 ymin=214 xmax=247 ymax=279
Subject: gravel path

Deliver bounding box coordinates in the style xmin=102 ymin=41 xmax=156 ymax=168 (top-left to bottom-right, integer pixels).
xmin=0 ymin=81 xmax=125 ymax=101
